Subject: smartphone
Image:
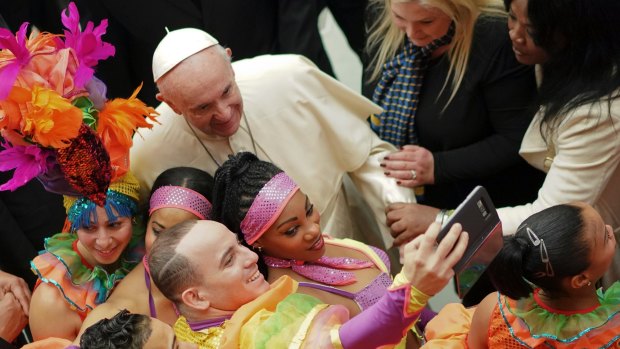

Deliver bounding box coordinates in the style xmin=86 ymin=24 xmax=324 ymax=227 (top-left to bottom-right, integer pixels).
xmin=437 ymin=186 xmax=503 ymax=299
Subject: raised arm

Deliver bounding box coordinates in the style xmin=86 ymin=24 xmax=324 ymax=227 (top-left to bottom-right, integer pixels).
xmin=336 ymin=223 xmax=469 ymax=348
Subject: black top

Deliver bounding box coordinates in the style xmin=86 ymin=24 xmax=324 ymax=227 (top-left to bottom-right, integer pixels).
xmin=0 ymin=170 xmax=65 ymax=289
xmin=73 ymin=0 xmax=338 ymax=107
xmin=415 ymin=16 xmax=544 ymax=208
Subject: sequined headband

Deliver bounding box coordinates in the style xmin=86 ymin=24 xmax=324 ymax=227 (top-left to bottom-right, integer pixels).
xmin=65 ymin=172 xmax=140 ymax=231
xmin=149 ymin=186 xmax=212 ymax=219
xmin=67 ymin=189 xmax=138 ymax=232
xmin=240 ymin=172 xmax=300 ymax=245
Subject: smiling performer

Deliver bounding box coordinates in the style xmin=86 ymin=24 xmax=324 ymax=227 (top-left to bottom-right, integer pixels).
xmin=212 ymin=152 xmax=436 ymax=342
xmin=0 ymin=2 xmax=156 ymax=341
xmin=149 ymin=219 xmax=468 ymax=349
xmin=29 ymin=173 xmax=144 ymax=341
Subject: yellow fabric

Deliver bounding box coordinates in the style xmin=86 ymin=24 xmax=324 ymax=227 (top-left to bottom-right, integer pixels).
xmin=63 ymin=171 xmax=140 ymax=211
xmin=220 ymin=276 xmax=298 ymax=348
xmin=391 ymin=271 xmax=431 ymax=317
xmin=324 ymin=237 xmax=390 ymax=273
xmin=330 ymin=325 xmax=344 ymax=349
xmin=174 ymin=315 xmax=225 ymax=349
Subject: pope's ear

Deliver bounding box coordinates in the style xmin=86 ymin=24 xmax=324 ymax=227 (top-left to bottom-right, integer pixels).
xmin=180 ymin=287 xmax=210 ymax=311
xmin=156 ymin=93 xmax=182 ymax=115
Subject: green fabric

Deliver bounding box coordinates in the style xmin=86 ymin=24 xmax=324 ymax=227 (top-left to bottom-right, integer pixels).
xmin=505 ymin=282 xmax=620 ymax=340
xmin=33 ymin=227 xmax=143 ymax=305
xmin=73 ymin=96 xmax=98 ymax=128
xmin=252 ymin=293 xmax=323 ymax=349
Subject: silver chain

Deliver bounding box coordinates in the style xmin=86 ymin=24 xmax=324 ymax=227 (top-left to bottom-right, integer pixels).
xmin=185 ymin=113 xmax=258 ymax=168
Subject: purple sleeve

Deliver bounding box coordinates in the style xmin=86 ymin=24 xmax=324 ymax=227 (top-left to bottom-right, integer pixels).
xmin=338 ymin=286 xmax=420 ymax=348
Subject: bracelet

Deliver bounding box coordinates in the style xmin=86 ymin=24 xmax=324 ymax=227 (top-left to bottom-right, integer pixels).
xmin=435 ymin=209 xmax=448 ymax=226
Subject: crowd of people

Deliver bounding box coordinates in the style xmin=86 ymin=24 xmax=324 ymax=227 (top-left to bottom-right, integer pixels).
xmin=0 ymin=0 xmax=618 ymax=348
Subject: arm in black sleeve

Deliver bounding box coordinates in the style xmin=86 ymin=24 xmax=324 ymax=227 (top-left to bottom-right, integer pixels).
xmin=277 ymin=0 xmax=334 ymax=76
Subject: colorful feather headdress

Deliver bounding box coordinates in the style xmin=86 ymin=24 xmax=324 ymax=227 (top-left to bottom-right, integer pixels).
xmin=0 ymin=2 xmax=157 ymax=206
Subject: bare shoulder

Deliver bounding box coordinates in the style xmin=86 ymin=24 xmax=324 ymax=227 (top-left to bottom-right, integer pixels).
xmin=75 ymin=300 xmax=135 ymax=342
xmin=30 ymin=283 xmax=81 ymax=340
xmin=467 ymin=292 xmax=498 ymax=349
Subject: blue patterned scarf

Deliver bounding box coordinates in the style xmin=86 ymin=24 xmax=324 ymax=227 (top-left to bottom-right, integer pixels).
xmin=371 ymin=23 xmax=456 ymax=147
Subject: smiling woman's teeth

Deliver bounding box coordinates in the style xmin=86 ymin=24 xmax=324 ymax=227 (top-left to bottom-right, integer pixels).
xmin=247 ymin=271 xmax=260 ymax=283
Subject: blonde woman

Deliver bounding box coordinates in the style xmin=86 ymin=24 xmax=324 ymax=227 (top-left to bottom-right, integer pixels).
xmin=368 ymin=0 xmax=543 ymax=212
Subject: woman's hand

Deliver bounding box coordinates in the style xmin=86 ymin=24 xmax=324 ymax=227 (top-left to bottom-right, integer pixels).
xmin=386 ymin=203 xmax=440 ymax=247
xmin=402 ymin=223 xmax=468 ymax=296
xmin=381 ymin=145 xmax=435 ymax=187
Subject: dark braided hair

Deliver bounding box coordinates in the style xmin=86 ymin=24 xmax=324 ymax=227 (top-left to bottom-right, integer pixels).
xmin=212 ymin=152 xmax=283 ymax=277
xmin=80 ymin=309 xmax=152 ymax=349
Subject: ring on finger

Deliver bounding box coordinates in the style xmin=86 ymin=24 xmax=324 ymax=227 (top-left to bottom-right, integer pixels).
xmin=410 ymin=169 xmax=417 ymax=180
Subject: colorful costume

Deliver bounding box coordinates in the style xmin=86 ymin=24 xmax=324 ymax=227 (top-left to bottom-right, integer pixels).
xmin=174 ymin=274 xmax=428 ymax=349
xmin=423 ymin=282 xmax=620 ymax=348
xmin=0 ymin=2 xmax=157 ymax=332
xmin=30 ymin=173 xmax=144 ymax=319
xmin=296 ymin=237 xmax=393 ymax=311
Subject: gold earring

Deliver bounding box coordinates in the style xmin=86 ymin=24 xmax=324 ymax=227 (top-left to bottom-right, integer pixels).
xmin=254 ymin=245 xmax=263 ymax=253
xmin=587 ymin=281 xmax=592 ymax=287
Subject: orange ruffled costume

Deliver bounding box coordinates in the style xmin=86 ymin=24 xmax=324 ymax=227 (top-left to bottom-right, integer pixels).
xmin=423 ymin=282 xmax=620 ymax=348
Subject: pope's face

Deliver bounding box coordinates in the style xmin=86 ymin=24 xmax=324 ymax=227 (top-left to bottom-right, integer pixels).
xmin=159 ymin=47 xmax=244 ymax=137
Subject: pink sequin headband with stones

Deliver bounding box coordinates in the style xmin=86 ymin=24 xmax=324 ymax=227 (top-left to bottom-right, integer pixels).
xmin=240 ymin=172 xmax=300 ymax=245
xmin=149 ymin=186 xmax=212 ymax=219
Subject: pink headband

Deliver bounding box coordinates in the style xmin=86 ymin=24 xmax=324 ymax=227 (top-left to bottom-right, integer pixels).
xmin=149 ymin=186 xmax=212 ymax=219
xmin=240 ymin=172 xmax=300 ymax=245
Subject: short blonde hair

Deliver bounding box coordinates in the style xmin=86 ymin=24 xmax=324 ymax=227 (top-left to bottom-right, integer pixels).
xmin=366 ymin=0 xmax=505 ymax=106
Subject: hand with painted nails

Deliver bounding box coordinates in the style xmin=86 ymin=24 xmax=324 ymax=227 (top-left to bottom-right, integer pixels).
xmin=380 ymin=145 xmax=435 ymax=187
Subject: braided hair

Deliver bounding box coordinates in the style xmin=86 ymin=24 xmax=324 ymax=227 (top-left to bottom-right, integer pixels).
xmin=212 ymin=152 xmax=283 ymax=277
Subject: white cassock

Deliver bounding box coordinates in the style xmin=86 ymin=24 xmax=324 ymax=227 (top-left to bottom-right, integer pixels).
xmin=131 ymin=54 xmax=415 ymax=249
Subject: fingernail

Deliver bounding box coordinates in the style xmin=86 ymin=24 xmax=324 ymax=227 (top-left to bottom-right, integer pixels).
xmin=380 ymin=163 xmax=386 ymax=167
xmin=384 ymin=171 xmax=390 ymax=175
xmin=383 ymin=156 xmax=390 ymax=160
xmin=396 ymin=180 xmax=401 ymax=185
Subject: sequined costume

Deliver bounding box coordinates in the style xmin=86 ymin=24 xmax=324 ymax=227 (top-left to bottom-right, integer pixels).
xmin=297 ymin=238 xmax=393 ymax=311
xmin=174 ymin=274 xmax=429 ymax=349
xmin=423 ymin=282 xmax=620 ymax=348
xmin=30 ymin=172 xmax=144 ymax=319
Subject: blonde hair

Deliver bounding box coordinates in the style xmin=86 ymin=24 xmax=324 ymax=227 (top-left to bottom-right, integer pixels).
xmin=367 ymin=0 xmax=505 ymax=106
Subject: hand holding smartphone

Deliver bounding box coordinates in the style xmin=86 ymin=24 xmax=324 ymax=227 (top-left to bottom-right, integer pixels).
xmin=436 ymin=186 xmax=503 ymax=298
